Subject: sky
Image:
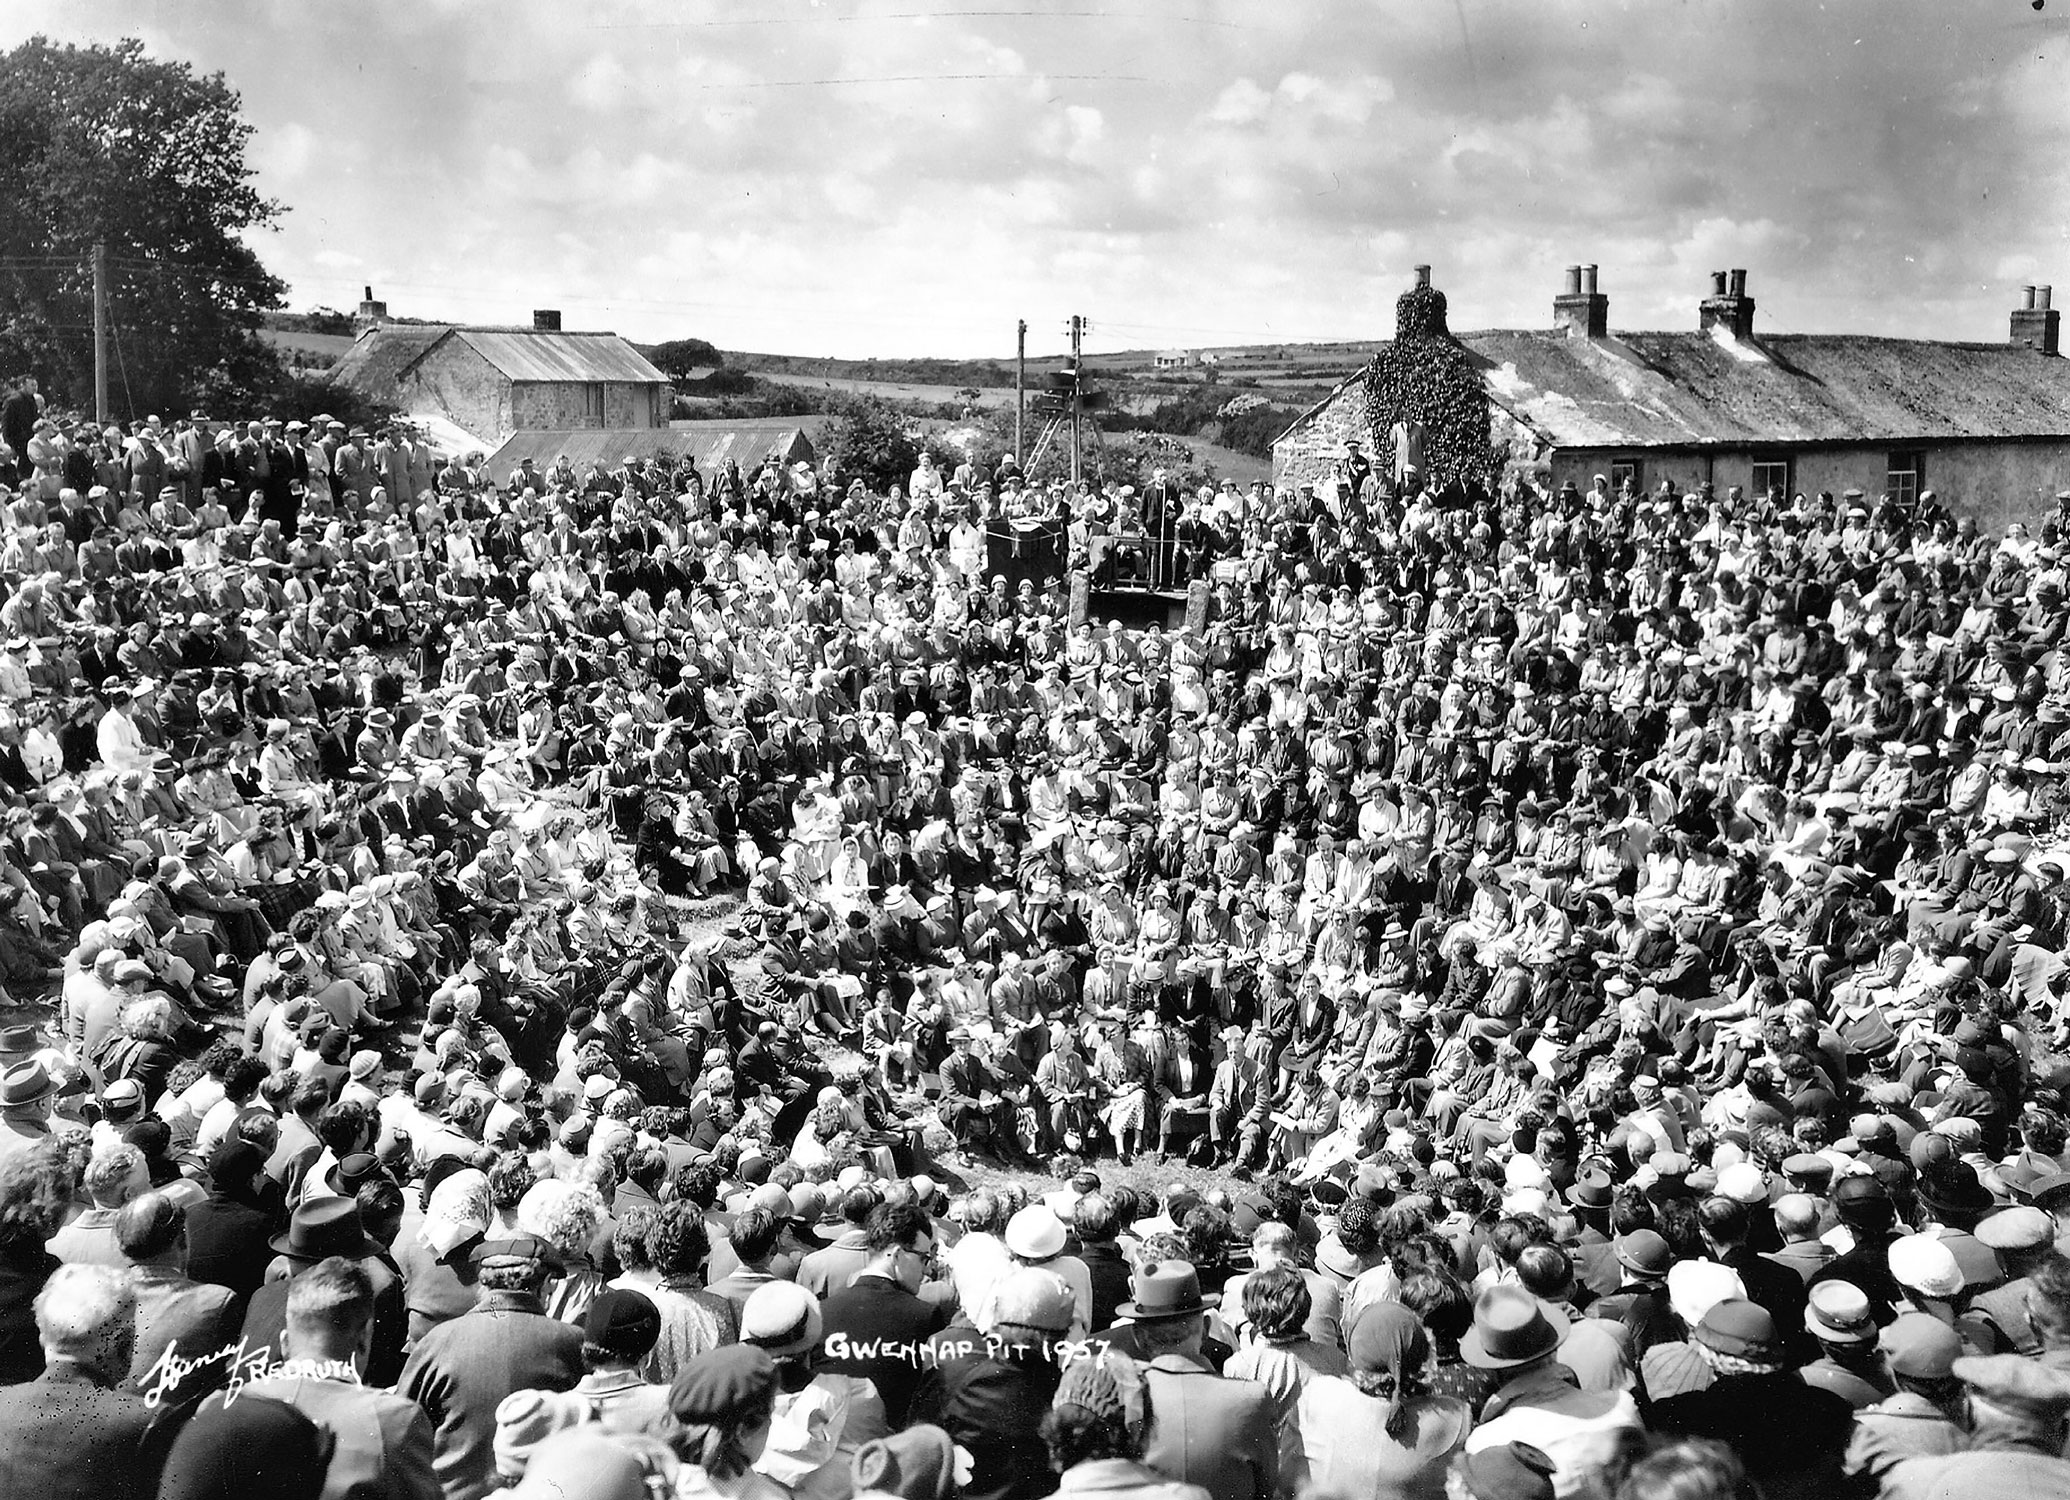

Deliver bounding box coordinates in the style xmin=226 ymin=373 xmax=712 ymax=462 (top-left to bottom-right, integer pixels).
xmin=11 ymin=0 xmax=2070 ymax=360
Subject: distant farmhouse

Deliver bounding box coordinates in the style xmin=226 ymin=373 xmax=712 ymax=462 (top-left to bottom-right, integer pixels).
xmin=1275 ymin=267 xmax=2070 ymax=530
xmin=331 ymin=289 xmax=671 ymax=448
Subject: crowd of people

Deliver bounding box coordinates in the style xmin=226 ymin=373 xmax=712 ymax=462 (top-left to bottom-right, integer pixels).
xmin=3 ymin=377 xmax=2070 ymax=1500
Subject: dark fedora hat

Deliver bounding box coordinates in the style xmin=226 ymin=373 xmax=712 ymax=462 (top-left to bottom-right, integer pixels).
xmin=1462 ymin=1284 xmax=1569 ymax=1370
xmin=326 ymin=1151 xmax=384 ymax=1197
xmin=269 ymin=1198 xmax=376 ymax=1262
xmin=1117 ymin=1259 xmax=1209 ymax=1322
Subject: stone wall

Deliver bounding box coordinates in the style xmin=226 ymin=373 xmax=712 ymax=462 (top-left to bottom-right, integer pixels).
xmin=511 ymin=382 xmax=666 ymax=432
xmin=1271 ymin=378 xmax=1377 ymax=489
xmin=1548 ymin=440 xmax=2070 ymax=533
xmin=397 ymin=338 xmax=509 ymax=445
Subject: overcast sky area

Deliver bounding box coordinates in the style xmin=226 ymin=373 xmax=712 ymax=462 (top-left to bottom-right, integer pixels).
xmin=14 ymin=0 xmax=2070 ymax=359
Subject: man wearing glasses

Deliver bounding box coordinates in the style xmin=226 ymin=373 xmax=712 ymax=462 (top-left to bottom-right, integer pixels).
xmin=817 ymin=1201 xmax=951 ymax=1428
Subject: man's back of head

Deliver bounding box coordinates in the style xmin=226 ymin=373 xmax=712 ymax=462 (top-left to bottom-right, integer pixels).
xmin=1250 ymin=1221 xmax=1298 ymax=1271
xmin=36 ymin=1263 xmax=136 ymax=1385
xmin=114 ymin=1191 xmax=184 ymax=1267
xmin=283 ymin=1255 xmax=375 ymax=1370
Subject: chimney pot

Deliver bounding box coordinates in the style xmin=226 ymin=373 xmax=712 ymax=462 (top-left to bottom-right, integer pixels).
xmin=1554 ymin=266 xmax=1608 ymax=340
xmin=1414 ymin=264 xmax=1432 ymax=289
xmin=2011 ymin=286 xmax=2062 ymax=355
xmin=364 ymin=285 xmax=373 ymax=302
xmin=1729 ymin=268 xmax=1748 ymax=298
xmin=1710 ymin=271 xmax=1728 ymax=297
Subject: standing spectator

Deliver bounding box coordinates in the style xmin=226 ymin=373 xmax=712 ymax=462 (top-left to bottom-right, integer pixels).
xmin=115 ymin=1190 xmax=238 ymax=1400
xmin=1223 ymin=1265 xmax=1349 ymax=1487
xmin=624 ymin=1199 xmax=737 ymax=1384
xmin=1118 ymin=1260 xmax=1277 ymax=1500
xmin=1458 ymin=1286 xmax=1641 ymax=1495
xmin=217 ymin=1256 xmax=438 ymax=1500
xmin=154 ymin=1390 xmax=333 ymax=1500
xmin=0 ymin=1142 xmax=70 ymax=1383
xmin=912 ymin=1266 xmax=1073 ymax=1500
xmin=47 ymin=1143 xmax=147 ymax=1265
xmin=183 ymin=1139 xmax=282 ymax=1302
xmin=398 ymin=1234 xmax=585 ymax=1500
xmin=1040 ymin=1350 xmax=1211 ymax=1500
xmin=0 ymin=1264 xmax=156 ymax=1500
xmin=821 ymin=1202 xmax=953 ymax=1428
xmin=1295 ymin=1301 xmax=1471 ymax=1500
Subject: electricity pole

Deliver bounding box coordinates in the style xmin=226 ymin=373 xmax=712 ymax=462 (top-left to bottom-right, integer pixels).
xmin=92 ymin=240 xmax=109 ymax=425
xmin=1015 ymin=318 xmax=1026 ymax=465
xmin=1068 ymin=314 xmax=1084 ymax=487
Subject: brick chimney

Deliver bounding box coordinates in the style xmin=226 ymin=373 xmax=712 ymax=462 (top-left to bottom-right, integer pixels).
xmin=1699 ymin=268 xmax=1755 ymax=340
xmin=2012 ymin=285 xmax=2060 ymax=355
xmin=355 ymin=284 xmax=389 ymax=328
xmin=1554 ymin=263 xmax=1608 ymax=339
xmin=533 ymin=309 xmax=562 ymax=332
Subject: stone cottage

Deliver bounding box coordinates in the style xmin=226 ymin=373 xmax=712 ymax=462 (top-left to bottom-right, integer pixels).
xmin=1275 ymin=268 xmax=2070 ymax=532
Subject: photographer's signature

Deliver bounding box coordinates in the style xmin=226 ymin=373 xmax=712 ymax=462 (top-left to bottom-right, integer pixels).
xmin=139 ymin=1338 xmax=359 ymax=1407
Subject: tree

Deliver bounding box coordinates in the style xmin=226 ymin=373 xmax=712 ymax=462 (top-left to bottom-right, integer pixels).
xmin=820 ymin=394 xmax=920 ymax=493
xmin=647 ymin=337 xmax=724 ymax=378
xmin=0 ymin=36 xmax=287 ymax=417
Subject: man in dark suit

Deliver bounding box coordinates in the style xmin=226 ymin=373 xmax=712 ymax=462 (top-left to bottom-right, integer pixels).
xmin=115 ymin=1192 xmax=238 ymax=1404
xmin=240 ymin=1198 xmax=407 ymax=1387
xmin=1698 ymin=1194 xmax=1806 ymax=1339
xmin=0 ymin=1263 xmax=158 ymax=1500
xmin=1118 ymin=1260 xmax=1277 ymax=1500
xmin=183 ymin=1139 xmax=281 ymax=1301
xmin=818 ymin=1201 xmax=952 ymax=1427
xmin=397 ymin=1235 xmax=584 ymax=1500
xmin=910 ymin=1267 xmax=1072 ymax=1500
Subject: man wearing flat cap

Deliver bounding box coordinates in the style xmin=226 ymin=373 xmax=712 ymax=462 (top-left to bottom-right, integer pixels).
xmin=397 ymin=1234 xmax=584 ymax=1500
xmin=1878 ymin=1354 xmax=2070 ymax=1498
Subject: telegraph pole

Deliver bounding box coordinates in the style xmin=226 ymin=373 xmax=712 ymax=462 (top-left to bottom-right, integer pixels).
xmin=1068 ymin=314 xmax=1083 ymax=487
xmin=92 ymin=240 xmax=109 ymax=426
xmin=1015 ymin=318 xmax=1027 ymax=465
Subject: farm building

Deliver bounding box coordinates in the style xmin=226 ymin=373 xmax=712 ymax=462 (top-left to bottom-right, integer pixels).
xmin=1274 ymin=267 xmax=2070 ymax=533
xmin=331 ymin=306 xmax=671 ymax=448
xmin=1153 ymin=350 xmax=1197 ymax=371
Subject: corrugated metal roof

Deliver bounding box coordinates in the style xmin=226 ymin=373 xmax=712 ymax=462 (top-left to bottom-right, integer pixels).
xmin=428 ymin=328 xmax=669 ymax=386
xmin=1278 ymin=329 xmax=2070 ymax=451
xmin=334 ymin=323 xmax=669 ymax=394
xmin=486 ymin=419 xmax=826 ymax=475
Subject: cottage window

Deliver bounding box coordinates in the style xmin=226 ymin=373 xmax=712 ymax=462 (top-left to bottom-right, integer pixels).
xmin=1609 ymin=459 xmax=1641 ymax=495
xmin=581 ymin=383 xmax=603 ymax=424
xmin=1750 ymin=456 xmax=1792 ymax=499
xmin=1886 ymin=451 xmax=1923 ymax=509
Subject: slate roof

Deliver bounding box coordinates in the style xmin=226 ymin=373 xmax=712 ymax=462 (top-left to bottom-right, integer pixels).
xmin=1278 ymin=327 xmax=2070 ymax=451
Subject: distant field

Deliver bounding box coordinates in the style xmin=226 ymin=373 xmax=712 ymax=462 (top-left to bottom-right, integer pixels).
xmin=771 ymin=374 xmax=1020 ymax=410
xmin=261 ymin=328 xmax=355 ymax=364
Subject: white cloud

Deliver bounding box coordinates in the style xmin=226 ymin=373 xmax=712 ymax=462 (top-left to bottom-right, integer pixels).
xmin=1208 ymin=78 xmax=1271 ymax=125
xmin=8 ymin=0 xmax=2065 ymax=355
